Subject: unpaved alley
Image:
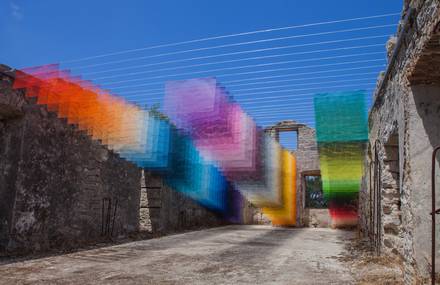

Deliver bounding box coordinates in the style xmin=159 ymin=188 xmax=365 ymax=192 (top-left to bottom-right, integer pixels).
xmin=0 ymin=226 xmax=401 ymax=285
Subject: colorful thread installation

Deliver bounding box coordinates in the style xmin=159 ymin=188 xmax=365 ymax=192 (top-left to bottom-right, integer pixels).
xmin=262 ymin=149 xmax=296 ymax=226
xmin=13 ymin=67 xmax=297 ymax=226
xmin=12 ymin=65 xmax=229 ymax=214
xmin=164 ymin=78 xmax=296 ymax=225
xmin=314 ymin=91 xmax=368 ymax=227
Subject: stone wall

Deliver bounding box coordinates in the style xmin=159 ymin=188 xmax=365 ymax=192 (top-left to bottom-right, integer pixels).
xmin=303 ymin=209 xmax=331 ymax=228
xmin=250 ymin=206 xmax=272 ymax=225
xmin=296 ymin=125 xmax=321 ymax=226
xmin=0 ymin=65 xmax=142 ymax=255
xmin=359 ymin=1 xmax=440 ymax=283
xmin=1 ymin=64 xmax=258 ymax=256
xmin=139 ymin=171 xmax=228 ymax=234
xmin=265 ymin=120 xmax=321 ymax=226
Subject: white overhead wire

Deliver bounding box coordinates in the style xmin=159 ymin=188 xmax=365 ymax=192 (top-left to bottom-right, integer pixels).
xmin=61 ymin=13 xmax=399 ymax=65
xmin=221 ymin=72 xmax=378 ymax=89
xmin=115 ymin=65 xmax=384 ymax=94
xmin=244 ymin=103 xmax=372 ymax=111
xmin=128 ymin=85 xmax=375 ymax=106
xmin=251 ymin=108 xmax=319 ymax=113
xmin=253 ymin=113 xmax=317 ymax=119
xmin=241 ymin=96 xmax=372 ymax=106
xmin=244 ymin=103 xmax=367 ymax=112
xmin=245 ymin=101 xmax=368 ymax=113
xmin=247 ymin=112 xmax=367 ymax=123
xmin=238 ymin=88 xmax=375 ymax=102
xmin=246 ymin=102 xmax=370 ymax=114
xmin=38 ymin=13 xmax=393 ymax=128
xmin=253 ymin=113 xmax=318 ymax=118
xmin=231 ymin=83 xmax=375 ymax=97
xmin=117 ymin=71 xmax=379 ymax=95
xmin=87 ymin=44 xmax=385 ymax=81
xmin=91 ymin=51 xmax=384 ymax=85
xmin=121 ymin=77 xmax=375 ymax=99
xmin=72 ymin=24 xmax=393 ymax=73
xmin=220 ymin=65 xmax=384 ymax=85
xmin=80 ymin=37 xmax=389 ymax=75
xmin=104 ymin=58 xmax=385 ymax=87
xmin=123 ymin=83 xmax=376 ymax=103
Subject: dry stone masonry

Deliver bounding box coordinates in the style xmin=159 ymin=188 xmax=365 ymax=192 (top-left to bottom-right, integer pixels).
xmin=0 ymin=65 xmax=141 ymax=254
xmin=265 ymin=120 xmax=322 ymax=227
xmin=359 ymin=1 xmax=440 ymax=283
xmin=139 ymin=170 xmax=227 ymax=235
xmin=0 ymin=65 xmax=229 ymax=256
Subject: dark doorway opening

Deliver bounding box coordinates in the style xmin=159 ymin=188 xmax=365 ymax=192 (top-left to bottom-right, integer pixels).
xmin=304 ymin=175 xmax=327 ymax=208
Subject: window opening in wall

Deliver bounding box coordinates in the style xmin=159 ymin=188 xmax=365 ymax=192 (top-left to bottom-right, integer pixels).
xmin=279 ymin=131 xmax=298 ymax=151
xmin=305 ymin=175 xmax=327 ymax=208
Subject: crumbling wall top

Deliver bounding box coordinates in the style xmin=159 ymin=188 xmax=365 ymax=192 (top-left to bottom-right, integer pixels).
xmin=0 ymin=64 xmax=24 ymax=119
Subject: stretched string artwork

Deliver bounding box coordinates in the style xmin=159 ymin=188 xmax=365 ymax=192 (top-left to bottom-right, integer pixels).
xmin=164 ymin=78 xmax=296 ymax=225
xmin=314 ymin=91 xmax=368 ymax=227
xmin=13 ymin=65 xmax=296 ymax=226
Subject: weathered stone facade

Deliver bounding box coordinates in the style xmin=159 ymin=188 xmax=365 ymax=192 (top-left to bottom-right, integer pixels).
xmin=0 ymin=65 xmax=142 ymax=255
xmin=139 ymin=171 xmax=228 ymax=234
xmin=359 ymin=1 xmax=440 ymax=283
xmin=0 ymin=65 xmax=233 ymax=256
xmin=265 ymin=120 xmax=321 ymax=226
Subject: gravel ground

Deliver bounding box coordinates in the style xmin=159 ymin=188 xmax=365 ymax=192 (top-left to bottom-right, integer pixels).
xmin=0 ymin=225 xmax=402 ymax=285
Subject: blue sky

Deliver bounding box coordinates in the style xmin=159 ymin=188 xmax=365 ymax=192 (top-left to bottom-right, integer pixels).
xmin=0 ymin=0 xmax=402 ymax=149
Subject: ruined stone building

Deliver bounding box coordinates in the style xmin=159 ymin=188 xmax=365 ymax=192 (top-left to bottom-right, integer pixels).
xmin=0 ymin=60 xmax=326 ymax=256
xmin=0 ymin=62 xmax=324 ymax=257
xmin=0 ymin=66 xmax=225 ymax=255
xmin=359 ymin=0 xmax=440 ymax=283
xmin=265 ymin=120 xmax=324 ymax=227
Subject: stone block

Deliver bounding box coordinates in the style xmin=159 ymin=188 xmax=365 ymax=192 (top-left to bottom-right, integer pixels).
xmin=140 ymin=190 xmax=149 ymax=208
xmin=384 ymin=238 xmax=394 ymax=248
xmin=384 ymin=223 xmax=400 ymax=235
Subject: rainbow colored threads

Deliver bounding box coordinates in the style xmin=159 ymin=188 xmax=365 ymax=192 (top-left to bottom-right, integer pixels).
xmin=14 ymin=66 xmax=299 ymax=226
xmin=162 ymin=129 xmax=228 ymax=211
xmin=164 ymin=78 xmax=297 ymax=224
xmin=314 ymin=91 xmax=368 ymax=227
xmin=164 ymin=78 xmax=259 ymax=179
xmin=233 ymin=133 xmax=283 ymax=207
xmin=262 ymin=150 xmax=297 ymax=226
xmin=13 ymin=65 xmax=229 ymax=214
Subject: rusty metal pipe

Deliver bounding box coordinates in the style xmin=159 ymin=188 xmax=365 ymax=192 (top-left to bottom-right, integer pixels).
xmin=369 ymin=161 xmax=373 ymax=241
xmin=374 ymin=139 xmax=382 ymax=255
xmin=432 ymin=146 xmax=440 ymax=285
